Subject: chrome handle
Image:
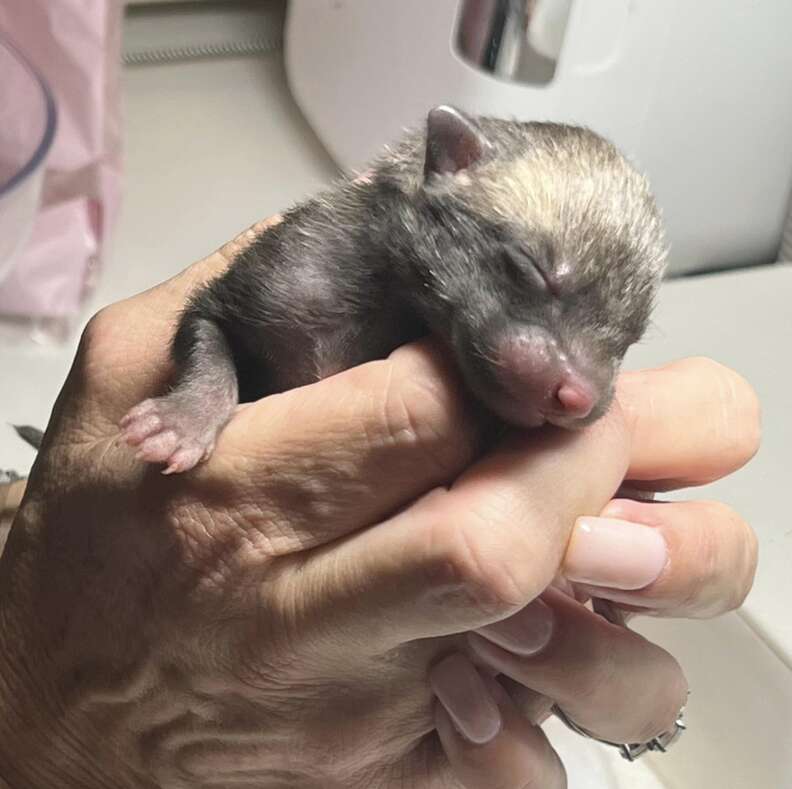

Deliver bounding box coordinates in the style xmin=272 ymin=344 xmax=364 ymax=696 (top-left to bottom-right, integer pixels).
xmin=454 ymin=0 xmax=573 ymax=85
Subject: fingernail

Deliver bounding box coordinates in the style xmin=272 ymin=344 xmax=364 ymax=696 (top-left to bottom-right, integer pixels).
xmin=429 ymin=654 xmax=502 ymax=745
xmin=475 ymin=598 xmax=555 ymax=656
xmin=565 ymin=517 xmax=667 ymax=590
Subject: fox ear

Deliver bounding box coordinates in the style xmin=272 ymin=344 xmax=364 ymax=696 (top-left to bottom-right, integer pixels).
xmin=423 ymin=105 xmax=491 ymax=178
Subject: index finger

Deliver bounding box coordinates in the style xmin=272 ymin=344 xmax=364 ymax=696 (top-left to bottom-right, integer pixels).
xmin=617 ymin=357 xmax=761 ymax=490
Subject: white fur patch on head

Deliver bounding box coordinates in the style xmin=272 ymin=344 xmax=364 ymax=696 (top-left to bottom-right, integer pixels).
xmin=455 ymin=123 xmax=666 ymax=288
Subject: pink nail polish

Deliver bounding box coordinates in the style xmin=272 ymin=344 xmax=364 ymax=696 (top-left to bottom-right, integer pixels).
xmin=565 ymin=517 xmax=667 ymax=590
xmin=429 ymin=654 xmax=502 ymax=745
xmin=475 ymin=598 xmax=554 ymax=656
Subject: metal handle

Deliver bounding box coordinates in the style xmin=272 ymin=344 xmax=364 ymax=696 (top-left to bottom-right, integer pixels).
xmin=454 ymin=0 xmax=573 ymax=85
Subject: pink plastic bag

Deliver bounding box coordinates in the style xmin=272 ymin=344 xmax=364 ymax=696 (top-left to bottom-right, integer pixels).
xmin=0 ymin=0 xmax=123 ymax=330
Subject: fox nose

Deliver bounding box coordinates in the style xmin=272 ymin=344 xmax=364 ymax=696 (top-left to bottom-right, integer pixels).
xmin=494 ymin=328 xmax=597 ymax=422
xmin=554 ymin=380 xmax=595 ymax=419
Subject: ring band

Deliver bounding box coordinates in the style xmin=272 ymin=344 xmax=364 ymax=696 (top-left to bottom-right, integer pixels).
xmin=551 ymin=703 xmax=687 ymax=761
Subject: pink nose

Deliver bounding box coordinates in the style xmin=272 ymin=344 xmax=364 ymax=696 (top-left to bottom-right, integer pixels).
xmin=554 ymin=380 xmax=595 ymax=419
xmin=494 ymin=328 xmax=597 ymax=422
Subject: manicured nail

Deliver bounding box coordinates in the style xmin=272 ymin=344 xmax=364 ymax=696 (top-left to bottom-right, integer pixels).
xmin=565 ymin=516 xmax=667 ymax=590
xmin=475 ymin=598 xmax=555 ymax=656
xmin=429 ymin=654 xmax=502 ymax=744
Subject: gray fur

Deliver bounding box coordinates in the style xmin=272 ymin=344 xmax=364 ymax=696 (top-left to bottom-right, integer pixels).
xmin=122 ymin=108 xmax=667 ymax=472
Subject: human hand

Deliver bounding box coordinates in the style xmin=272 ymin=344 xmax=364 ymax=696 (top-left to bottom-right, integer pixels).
xmin=431 ymin=359 xmax=759 ymax=788
xmin=0 ymin=215 xmax=759 ymax=789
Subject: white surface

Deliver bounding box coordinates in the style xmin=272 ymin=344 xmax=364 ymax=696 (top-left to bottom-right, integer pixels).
xmin=624 ymin=263 xmax=792 ymax=668
xmin=634 ymin=613 xmax=792 ymax=789
xmin=563 ymin=266 xmax=792 ymax=788
xmin=286 ymin=0 xmax=792 ymax=275
xmin=0 ymin=25 xmax=790 ymax=789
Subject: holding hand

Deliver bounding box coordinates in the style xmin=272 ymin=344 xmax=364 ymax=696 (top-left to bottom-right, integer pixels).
xmin=433 ymin=359 xmax=759 ymax=788
xmin=0 ymin=220 xmax=759 ymax=789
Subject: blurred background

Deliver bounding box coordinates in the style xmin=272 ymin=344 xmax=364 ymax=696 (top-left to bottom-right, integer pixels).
xmin=0 ymin=2 xmax=790 ymax=787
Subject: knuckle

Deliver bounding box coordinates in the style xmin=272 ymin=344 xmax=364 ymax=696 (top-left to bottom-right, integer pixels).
xmin=425 ymin=517 xmax=525 ymax=620
xmin=77 ymin=303 xmax=130 ymax=375
xmin=79 ymin=306 xmax=117 ymax=356
xmin=378 ymin=365 xmax=472 ymax=478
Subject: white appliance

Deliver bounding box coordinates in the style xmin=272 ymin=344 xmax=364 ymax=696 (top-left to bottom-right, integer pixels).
xmin=285 ymin=0 xmax=792 ymax=276
xmin=285 ymin=5 xmax=792 ymax=787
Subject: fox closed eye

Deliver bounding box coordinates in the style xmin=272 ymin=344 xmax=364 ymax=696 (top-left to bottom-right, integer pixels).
xmin=502 ymin=245 xmax=554 ymax=296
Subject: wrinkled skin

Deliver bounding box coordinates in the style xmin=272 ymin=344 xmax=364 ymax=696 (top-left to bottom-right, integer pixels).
xmin=0 ymin=220 xmax=759 ymax=789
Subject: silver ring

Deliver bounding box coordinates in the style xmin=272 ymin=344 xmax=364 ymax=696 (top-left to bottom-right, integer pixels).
xmin=552 ymin=702 xmax=687 ymax=761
